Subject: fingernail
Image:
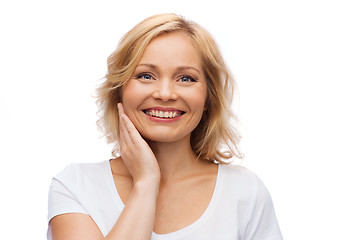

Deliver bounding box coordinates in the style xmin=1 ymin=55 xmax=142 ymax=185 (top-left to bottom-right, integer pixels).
xmin=117 ymin=103 xmax=121 ymax=110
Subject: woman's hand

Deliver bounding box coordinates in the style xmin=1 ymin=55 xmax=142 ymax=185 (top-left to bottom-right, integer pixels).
xmin=118 ymin=103 xmax=161 ymax=186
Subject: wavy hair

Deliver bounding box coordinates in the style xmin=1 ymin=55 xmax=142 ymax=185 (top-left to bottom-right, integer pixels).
xmin=96 ymin=13 xmax=242 ymax=163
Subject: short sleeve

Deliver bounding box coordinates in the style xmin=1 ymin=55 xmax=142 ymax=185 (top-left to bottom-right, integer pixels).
xmin=244 ymin=177 xmax=283 ymax=240
xmin=46 ymin=161 xmax=117 ymax=239
xmin=47 ymin=177 xmax=89 ymax=223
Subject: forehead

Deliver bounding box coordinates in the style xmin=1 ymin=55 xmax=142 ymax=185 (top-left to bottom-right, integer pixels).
xmin=138 ymin=32 xmax=202 ymax=70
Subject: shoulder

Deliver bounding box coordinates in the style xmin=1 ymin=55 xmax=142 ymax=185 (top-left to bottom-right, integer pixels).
xmin=216 ymin=164 xmax=283 ymax=239
xmin=219 ymin=163 xmax=260 ymax=183
xmin=218 ymin=163 xmax=271 ymax=202
xmin=55 ymin=161 xmax=108 ymax=178
xmin=51 ymin=160 xmax=111 ymax=193
xmin=48 ymin=160 xmax=113 ymax=213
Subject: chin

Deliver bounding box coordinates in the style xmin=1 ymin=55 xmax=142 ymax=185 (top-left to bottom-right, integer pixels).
xmin=142 ymin=135 xmax=182 ymax=143
xmin=140 ymin=130 xmax=188 ymax=144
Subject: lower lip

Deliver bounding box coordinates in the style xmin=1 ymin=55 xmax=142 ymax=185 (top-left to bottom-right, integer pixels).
xmin=144 ymin=113 xmax=183 ymax=123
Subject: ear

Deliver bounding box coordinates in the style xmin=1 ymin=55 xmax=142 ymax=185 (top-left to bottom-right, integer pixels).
xmin=204 ymin=94 xmax=210 ymax=111
xmin=203 ymin=100 xmax=208 ymax=111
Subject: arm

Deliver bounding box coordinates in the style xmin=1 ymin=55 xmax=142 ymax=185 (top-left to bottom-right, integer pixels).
xmin=49 ymin=103 xmax=160 ymax=240
xmin=105 ymin=180 xmax=159 ymax=239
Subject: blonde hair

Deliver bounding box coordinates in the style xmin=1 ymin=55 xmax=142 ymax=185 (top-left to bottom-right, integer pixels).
xmin=96 ymin=13 xmax=242 ymax=163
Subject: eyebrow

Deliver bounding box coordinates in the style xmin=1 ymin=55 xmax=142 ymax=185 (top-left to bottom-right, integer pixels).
xmin=136 ymin=63 xmax=201 ymax=74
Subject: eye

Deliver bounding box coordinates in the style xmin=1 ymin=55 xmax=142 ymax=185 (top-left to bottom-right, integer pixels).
xmin=136 ymin=73 xmax=153 ymax=80
xmin=178 ymin=75 xmax=197 ymax=83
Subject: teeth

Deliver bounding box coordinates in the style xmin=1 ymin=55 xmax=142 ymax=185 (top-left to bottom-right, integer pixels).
xmin=145 ymin=110 xmax=182 ymax=118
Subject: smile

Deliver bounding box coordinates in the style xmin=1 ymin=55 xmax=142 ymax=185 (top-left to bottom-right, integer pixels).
xmin=143 ymin=109 xmax=185 ymax=119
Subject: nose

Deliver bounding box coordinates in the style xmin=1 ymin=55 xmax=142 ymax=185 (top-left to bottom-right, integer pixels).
xmin=152 ymin=79 xmax=177 ymax=101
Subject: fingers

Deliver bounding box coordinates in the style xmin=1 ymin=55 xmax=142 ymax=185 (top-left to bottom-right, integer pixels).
xmin=118 ymin=103 xmax=141 ymax=145
xmin=118 ymin=103 xmax=132 ymax=146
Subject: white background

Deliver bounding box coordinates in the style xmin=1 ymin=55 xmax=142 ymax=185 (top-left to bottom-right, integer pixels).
xmin=1 ymin=0 xmax=336 ymax=239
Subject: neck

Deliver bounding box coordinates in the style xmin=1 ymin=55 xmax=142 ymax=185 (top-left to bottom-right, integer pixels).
xmin=147 ymin=135 xmax=200 ymax=182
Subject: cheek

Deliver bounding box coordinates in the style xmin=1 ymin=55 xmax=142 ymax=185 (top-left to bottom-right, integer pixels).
xmin=188 ymin=86 xmax=207 ymax=112
xmin=121 ymin=82 xmax=152 ymax=124
xmin=121 ymin=83 xmax=141 ymax=111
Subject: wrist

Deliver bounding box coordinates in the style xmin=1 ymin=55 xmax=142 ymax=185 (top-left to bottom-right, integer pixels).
xmin=133 ymin=177 xmax=160 ymax=193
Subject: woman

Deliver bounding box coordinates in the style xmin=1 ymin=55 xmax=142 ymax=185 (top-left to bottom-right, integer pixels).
xmin=48 ymin=13 xmax=283 ymax=240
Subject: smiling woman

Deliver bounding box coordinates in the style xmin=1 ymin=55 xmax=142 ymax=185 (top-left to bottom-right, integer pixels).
xmin=47 ymin=13 xmax=283 ymax=240
xmin=97 ymin=14 xmax=241 ymax=163
xmin=121 ymin=32 xmax=207 ymax=143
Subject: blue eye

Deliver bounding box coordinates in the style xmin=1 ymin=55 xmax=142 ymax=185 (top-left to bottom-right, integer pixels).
xmin=137 ymin=73 xmax=152 ymax=80
xmin=180 ymin=76 xmax=196 ymax=82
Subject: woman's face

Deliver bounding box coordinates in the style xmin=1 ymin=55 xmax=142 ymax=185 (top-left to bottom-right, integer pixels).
xmin=121 ymin=31 xmax=207 ymax=143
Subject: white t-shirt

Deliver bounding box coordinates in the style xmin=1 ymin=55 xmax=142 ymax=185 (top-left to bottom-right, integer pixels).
xmin=47 ymin=160 xmax=283 ymax=240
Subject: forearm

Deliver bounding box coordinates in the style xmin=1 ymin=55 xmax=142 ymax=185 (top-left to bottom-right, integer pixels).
xmin=104 ymin=181 xmax=159 ymax=240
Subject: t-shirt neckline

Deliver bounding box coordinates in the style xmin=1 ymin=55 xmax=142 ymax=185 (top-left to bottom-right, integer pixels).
xmin=106 ymin=160 xmax=223 ymax=239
